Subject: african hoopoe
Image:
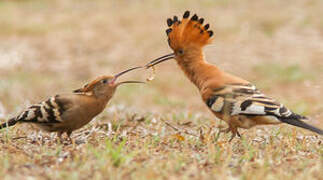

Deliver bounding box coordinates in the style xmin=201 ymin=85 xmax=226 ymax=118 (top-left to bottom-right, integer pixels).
xmin=0 ymin=67 xmax=143 ymax=140
xmin=145 ymin=11 xmax=323 ymax=140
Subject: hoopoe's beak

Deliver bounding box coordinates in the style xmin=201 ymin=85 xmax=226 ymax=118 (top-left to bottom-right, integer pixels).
xmin=144 ymin=53 xmax=175 ymax=68
xmin=116 ymin=81 xmax=145 ymax=86
xmin=112 ymin=66 xmax=145 ymax=86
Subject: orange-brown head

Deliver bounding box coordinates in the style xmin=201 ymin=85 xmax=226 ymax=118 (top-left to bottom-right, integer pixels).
xmin=145 ymin=11 xmax=214 ymax=68
xmin=73 ymin=66 xmax=144 ymax=99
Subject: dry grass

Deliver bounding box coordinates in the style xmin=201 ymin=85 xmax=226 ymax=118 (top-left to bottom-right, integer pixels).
xmin=0 ymin=0 xmax=322 ymax=179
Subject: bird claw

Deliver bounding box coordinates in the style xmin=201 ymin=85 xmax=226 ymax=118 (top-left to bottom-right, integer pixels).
xmin=218 ymin=127 xmax=230 ymax=134
xmin=228 ymin=130 xmax=242 ymax=142
xmin=228 ymin=134 xmax=235 ymax=142
xmin=56 ymin=131 xmax=73 ymax=145
xmin=237 ymin=131 xmax=241 ymax=138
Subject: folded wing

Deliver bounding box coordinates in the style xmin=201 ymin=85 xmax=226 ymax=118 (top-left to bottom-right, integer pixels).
xmin=206 ymin=83 xmax=323 ymax=135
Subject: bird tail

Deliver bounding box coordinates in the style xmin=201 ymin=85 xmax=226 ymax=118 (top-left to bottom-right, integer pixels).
xmin=280 ymin=117 xmax=323 ymax=135
xmin=166 ymin=11 xmax=214 ymax=50
xmin=0 ymin=118 xmax=17 ymax=129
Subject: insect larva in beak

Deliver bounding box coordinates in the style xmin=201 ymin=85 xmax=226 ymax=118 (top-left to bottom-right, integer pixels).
xmin=146 ymin=66 xmax=156 ymax=82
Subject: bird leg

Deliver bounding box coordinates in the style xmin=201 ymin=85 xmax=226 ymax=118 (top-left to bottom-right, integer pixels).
xmin=66 ymin=131 xmax=72 ymax=140
xmin=56 ymin=131 xmax=73 ymax=144
xmin=57 ymin=132 xmax=64 ymax=143
xmin=217 ymin=125 xmax=241 ymax=142
xmin=228 ymin=127 xmax=238 ymax=142
xmin=218 ymin=127 xmax=231 ymax=134
xmin=66 ymin=131 xmax=75 ymax=145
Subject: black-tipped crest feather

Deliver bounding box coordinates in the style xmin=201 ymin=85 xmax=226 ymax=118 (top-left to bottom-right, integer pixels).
xmin=208 ymin=31 xmax=213 ymax=37
xmin=191 ymin=14 xmax=198 ymax=21
xmin=166 ymin=28 xmax=172 ymax=35
xmin=167 ymin=18 xmax=173 ymax=27
xmin=183 ymin=11 xmax=190 ymax=18
xmin=204 ymin=24 xmax=209 ymax=30
xmin=198 ymin=18 xmax=204 ymax=24
xmin=173 ymin=16 xmax=178 ymax=22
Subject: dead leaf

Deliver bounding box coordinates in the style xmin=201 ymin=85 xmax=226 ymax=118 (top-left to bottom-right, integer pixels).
xmin=174 ymin=133 xmax=185 ymax=141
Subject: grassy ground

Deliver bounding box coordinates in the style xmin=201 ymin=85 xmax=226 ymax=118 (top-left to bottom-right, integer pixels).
xmin=0 ymin=0 xmax=322 ymax=179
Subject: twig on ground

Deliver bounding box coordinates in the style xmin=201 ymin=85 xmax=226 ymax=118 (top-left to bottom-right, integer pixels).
xmin=161 ymin=118 xmax=199 ymax=137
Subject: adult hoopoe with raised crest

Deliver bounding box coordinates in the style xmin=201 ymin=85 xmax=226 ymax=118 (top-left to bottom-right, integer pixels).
xmin=145 ymin=11 xmax=323 ymax=141
xmin=0 ymin=67 xmax=143 ymax=140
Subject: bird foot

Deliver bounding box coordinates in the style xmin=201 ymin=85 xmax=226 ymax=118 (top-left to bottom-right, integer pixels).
xmin=56 ymin=132 xmax=73 ymax=145
xmin=237 ymin=131 xmax=241 ymax=138
xmin=218 ymin=127 xmax=231 ymax=134
xmin=217 ymin=126 xmax=241 ymax=142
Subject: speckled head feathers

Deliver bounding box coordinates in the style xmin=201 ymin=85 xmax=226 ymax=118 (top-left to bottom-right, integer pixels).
xmin=73 ymin=76 xmax=114 ymax=94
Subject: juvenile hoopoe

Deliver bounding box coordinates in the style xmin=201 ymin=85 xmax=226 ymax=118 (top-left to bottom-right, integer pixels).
xmin=145 ymin=11 xmax=323 ymax=140
xmin=0 ymin=67 xmax=143 ymax=139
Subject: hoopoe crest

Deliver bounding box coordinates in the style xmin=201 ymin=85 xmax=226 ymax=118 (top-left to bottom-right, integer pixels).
xmin=146 ymin=11 xmax=214 ymax=69
xmin=166 ymin=11 xmax=214 ymax=50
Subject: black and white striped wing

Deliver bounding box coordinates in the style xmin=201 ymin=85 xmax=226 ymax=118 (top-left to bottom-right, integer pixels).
xmin=15 ymin=95 xmax=70 ymax=124
xmin=206 ymin=83 xmax=303 ymax=120
xmin=206 ymin=83 xmax=323 ymax=135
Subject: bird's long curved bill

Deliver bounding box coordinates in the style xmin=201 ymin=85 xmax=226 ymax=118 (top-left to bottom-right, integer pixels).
xmin=117 ymin=81 xmax=145 ymax=86
xmin=145 ymin=53 xmax=175 ymax=68
xmin=113 ymin=66 xmax=143 ymax=79
xmin=113 ymin=66 xmax=145 ymax=84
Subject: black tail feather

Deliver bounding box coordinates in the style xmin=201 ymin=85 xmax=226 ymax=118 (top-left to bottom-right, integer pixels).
xmin=0 ymin=118 xmax=17 ymax=129
xmin=280 ymin=118 xmax=323 ymax=135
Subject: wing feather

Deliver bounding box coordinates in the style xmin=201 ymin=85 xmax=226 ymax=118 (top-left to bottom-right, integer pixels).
xmin=206 ymin=83 xmax=298 ymax=119
xmin=205 ymin=83 xmax=323 ymax=135
xmin=16 ymin=95 xmax=72 ymax=124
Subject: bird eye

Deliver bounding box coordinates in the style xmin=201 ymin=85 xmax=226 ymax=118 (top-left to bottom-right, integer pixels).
xmin=178 ymin=49 xmax=184 ymax=55
xmin=101 ymin=79 xmax=108 ymax=84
